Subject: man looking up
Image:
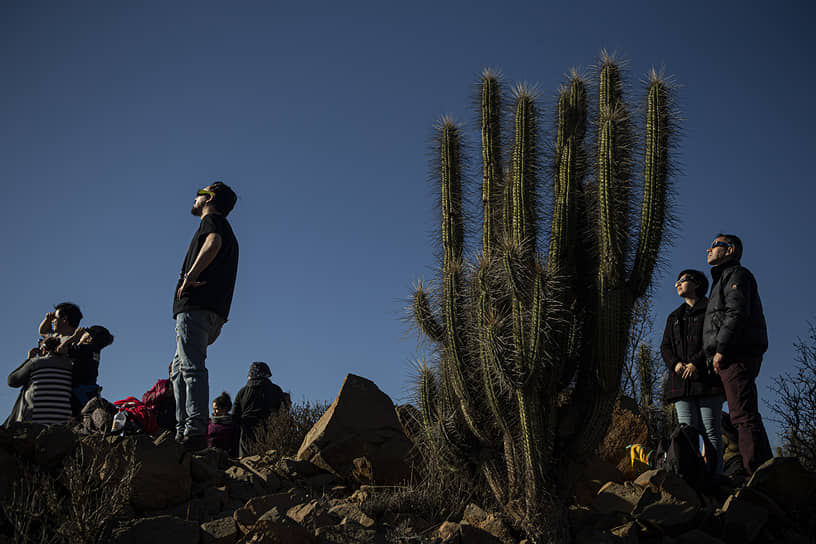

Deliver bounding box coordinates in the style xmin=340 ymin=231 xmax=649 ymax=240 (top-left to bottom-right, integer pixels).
xmin=703 ymin=233 xmax=772 ymax=476
xmin=172 ymin=182 xmax=239 ymax=451
xmin=38 ymin=302 xmax=83 ymax=341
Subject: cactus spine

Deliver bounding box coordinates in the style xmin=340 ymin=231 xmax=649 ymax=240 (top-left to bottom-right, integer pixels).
xmin=412 ymin=56 xmax=675 ymax=530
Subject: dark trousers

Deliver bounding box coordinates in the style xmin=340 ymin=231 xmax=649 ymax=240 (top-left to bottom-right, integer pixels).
xmin=719 ymin=355 xmax=773 ymax=474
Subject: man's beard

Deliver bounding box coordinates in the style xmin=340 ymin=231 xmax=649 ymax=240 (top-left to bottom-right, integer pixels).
xmin=190 ymin=205 xmax=202 ymax=217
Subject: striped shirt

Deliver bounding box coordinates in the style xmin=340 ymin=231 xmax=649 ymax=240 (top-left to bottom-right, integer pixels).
xmin=27 ymin=356 xmax=73 ymax=425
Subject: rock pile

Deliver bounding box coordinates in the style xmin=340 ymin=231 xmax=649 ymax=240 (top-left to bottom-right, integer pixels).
xmin=1 ymin=377 xmax=814 ymax=543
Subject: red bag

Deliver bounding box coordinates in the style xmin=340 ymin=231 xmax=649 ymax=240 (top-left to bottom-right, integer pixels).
xmin=113 ymin=397 xmax=159 ymax=435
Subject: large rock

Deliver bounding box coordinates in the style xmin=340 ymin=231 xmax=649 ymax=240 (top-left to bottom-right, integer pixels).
xmin=125 ymin=436 xmax=192 ymax=512
xmin=112 ymin=515 xmax=199 ymax=544
xmin=201 ymin=515 xmax=238 ymax=544
xmin=745 ymin=456 xmax=816 ymax=512
xmin=296 ymin=374 xmax=413 ymax=485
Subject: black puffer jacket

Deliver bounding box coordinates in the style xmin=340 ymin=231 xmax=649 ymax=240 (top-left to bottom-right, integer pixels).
xmin=702 ymin=260 xmax=768 ymax=360
xmin=661 ymin=298 xmax=724 ymax=402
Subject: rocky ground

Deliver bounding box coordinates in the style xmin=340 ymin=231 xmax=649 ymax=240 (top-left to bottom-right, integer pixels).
xmin=0 ymin=375 xmax=813 ymax=543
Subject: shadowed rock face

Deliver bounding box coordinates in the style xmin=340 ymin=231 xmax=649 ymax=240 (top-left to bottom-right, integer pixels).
xmin=296 ymin=374 xmax=413 ymax=485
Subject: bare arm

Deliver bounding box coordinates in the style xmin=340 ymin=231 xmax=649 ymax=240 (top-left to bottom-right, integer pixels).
xmin=38 ymin=312 xmax=55 ymax=336
xmin=176 ymin=232 xmax=222 ymax=300
xmin=56 ymin=328 xmax=85 ymax=354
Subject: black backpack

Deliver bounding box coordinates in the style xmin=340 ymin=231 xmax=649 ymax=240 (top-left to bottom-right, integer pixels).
xmin=655 ymin=423 xmax=718 ymax=490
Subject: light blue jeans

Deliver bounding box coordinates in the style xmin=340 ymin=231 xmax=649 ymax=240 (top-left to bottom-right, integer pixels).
xmin=674 ymin=394 xmax=725 ymax=474
xmin=171 ymin=310 xmax=224 ymax=439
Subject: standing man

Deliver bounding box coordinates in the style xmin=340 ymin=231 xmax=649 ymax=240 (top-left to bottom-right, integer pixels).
xmin=703 ymin=233 xmax=772 ymax=475
xmin=172 ymin=182 xmax=239 ymax=450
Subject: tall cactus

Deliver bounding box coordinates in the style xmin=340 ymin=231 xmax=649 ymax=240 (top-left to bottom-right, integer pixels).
xmin=412 ymin=55 xmax=675 ymax=536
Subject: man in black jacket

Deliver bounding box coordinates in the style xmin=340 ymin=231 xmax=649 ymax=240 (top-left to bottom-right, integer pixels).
xmin=702 ymin=233 xmax=772 ymax=475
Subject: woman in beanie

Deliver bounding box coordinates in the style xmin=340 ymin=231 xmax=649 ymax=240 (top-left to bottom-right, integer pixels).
xmin=661 ymin=269 xmax=725 ymax=473
xmin=233 ymin=362 xmax=289 ymax=457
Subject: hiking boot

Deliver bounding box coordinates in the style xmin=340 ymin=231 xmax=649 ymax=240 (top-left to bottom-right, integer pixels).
xmin=181 ymin=435 xmax=208 ymax=452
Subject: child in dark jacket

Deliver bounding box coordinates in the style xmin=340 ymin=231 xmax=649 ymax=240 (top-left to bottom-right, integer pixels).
xmin=57 ymin=325 xmax=114 ymax=416
xmin=207 ymin=392 xmax=238 ymax=456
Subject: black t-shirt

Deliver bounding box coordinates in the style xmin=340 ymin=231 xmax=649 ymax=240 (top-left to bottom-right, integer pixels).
xmin=173 ymin=214 xmax=239 ymax=320
xmin=67 ymin=344 xmax=100 ymax=386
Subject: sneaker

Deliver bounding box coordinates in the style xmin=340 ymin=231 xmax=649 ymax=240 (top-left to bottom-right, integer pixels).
xmin=181 ymin=435 xmax=208 ymax=452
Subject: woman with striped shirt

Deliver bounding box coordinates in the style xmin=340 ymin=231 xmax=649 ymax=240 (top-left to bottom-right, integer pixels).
xmin=7 ymin=336 xmax=73 ymax=425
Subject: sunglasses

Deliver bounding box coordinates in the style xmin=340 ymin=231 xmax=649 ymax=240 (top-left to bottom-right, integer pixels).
xmin=675 ymin=275 xmax=695 ymax=286
xmin=710 ymin=241 xmax=732 ymax=249
xmin=197 ymin=189 xmax=214 ymax=197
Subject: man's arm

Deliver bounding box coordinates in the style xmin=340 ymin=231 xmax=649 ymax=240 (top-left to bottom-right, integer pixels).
xmin=38 ymin=312 xmax=55 ymax=336
xmin=57 ymin=328 xmax=85 ymax=355
xmin=713 ymin=268 xmax=753 ymax=371
xmin=715 ymin=269 xmax=752 ymax=355
xmin=176 ymin=232 xmax=222 ymax=300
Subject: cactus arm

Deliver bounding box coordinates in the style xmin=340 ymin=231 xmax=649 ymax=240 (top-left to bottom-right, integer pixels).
xmin=509 ymin=91 xmax=539 ymax=253
xmin=413 ymin=285 xmax=444 ymax=343
xmin=629 ymin=77 xmax=669 ymax=297
xmin=480 ymin=71 xmax=504 ymax=256
xmin=438 ymin=121 xmax=486 ymax=443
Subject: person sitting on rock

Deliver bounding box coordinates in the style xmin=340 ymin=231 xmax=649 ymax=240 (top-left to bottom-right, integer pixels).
xmin=207 ymin=391 xmax=238 ymax=456
xmin=233 ymin=362 xmax=290 ymax=457
xmin=57 ymin=325 xmax=114 ymax=416
xmin=7 ymin=336 xmax=73 ymax=425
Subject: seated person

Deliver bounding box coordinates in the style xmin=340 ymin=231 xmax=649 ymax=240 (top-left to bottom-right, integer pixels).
xmin=7 ymin=337 xmax=73 ymax=425
xmin=207 ymin=391 xmax=238 ymax=456
xmin=57 ymin=325 xmax=114 ymax=416
xmin=233 ymin=362 xmax=290 ymax=457
xmin=142 ymin=363 xmax=177 ymax=434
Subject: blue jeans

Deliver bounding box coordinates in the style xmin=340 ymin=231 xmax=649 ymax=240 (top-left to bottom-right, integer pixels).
xmin=674 ymin=394 xmax=725 ymax=474
xmin=171 ymin=310 xmax=224 ymax=439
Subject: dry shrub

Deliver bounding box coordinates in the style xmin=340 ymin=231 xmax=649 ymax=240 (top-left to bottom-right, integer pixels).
xmin=248 ymin=399 xmax=330 ymax=457
xmin=359 ymin=435 xmax=488 ymax=529
xmin=769 ymin=323 xmax=816 ymax=472
xmin=2 ymin=435 xmax=138 ymax=543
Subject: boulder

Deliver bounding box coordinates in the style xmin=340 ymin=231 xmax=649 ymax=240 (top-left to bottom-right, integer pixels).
xmin=201 ymin=515 xmax=238 ymax=544
xmin=0 ymin=448 xmax=19 ymax=504
xmin=461 ymin=503 xmax=514 ymax=544
xmin=574 ymin=456 xmax=625 ymax=506
xmin=745 ymin=457 xmax=816 ymax=512
xmin=296 ymin=374 xmax=413 ymax=485
xmin=596 ymin=396 xmax=649 ymax=479
xmin=126 ymin=436 xmax=192 ymax=512
xmin=225 ymin=465 xmax=268 ymax=502
xmin=634 ymin=469 xmax=700 ymax=506
xmin=327 ymin=502 xmax=375 ymax=528
xmin=673 ymin=528 xmax=725 ymax=544
xmin=286 ymin=500 xmax=336 ymax=529
xmin=592 ymin=481 xmax=643 ymax=515
xmin=631 ymin=487 xmax=699 ymax=536
xmin=437 ymin=521 xmax=503 ymax=544
xmin=234 ymin=491 xmax=307 ymax=533
xmin=721 ymin=491 xmax=768 ymax=543
xmin=112 ymin=515 xmax=199 ymax=544
xmin=240 ymin=516 xmax=316 ymax=544
xmin=34 ymin=424 xmax=76 ymax=468
xmin=315 ymin=523 xmax=384 ymax=544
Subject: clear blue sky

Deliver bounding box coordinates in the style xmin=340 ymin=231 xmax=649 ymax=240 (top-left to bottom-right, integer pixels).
xmin=2 ymin=1 xmax=812 ymax=448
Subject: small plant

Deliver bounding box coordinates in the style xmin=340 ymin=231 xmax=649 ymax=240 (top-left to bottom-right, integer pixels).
xmin=248 ymin=399 xmax=330 ymax=457
xmin=2 ymin=435 xmax=138 ymax=544
xmin=769 ymin=322 xmax=816 ymax=471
